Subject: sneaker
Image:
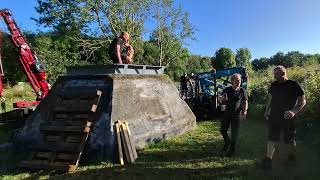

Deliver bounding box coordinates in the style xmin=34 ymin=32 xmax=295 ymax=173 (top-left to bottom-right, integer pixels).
xmin=257 ymin=156 xmax=272 ymax=170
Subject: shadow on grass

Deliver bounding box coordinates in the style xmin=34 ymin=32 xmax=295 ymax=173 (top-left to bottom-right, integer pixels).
xmin=0 ymin=121 xmax=261 ymax=179
xmin=25 ymin=162 xmax=254 ymax=180
xmin=2 ymin=121 xmax=317 ymax=180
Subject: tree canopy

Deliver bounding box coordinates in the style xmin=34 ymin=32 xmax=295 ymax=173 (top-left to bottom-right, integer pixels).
xmin=0 ymin=1 xmax=319 ymax=83
xmin=29 ymin=0 xmax=196 ymax=80
xmin=212 ymin=48 xmax=236 ymax=70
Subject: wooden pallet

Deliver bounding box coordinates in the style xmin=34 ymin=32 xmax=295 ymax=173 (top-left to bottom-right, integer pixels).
xmin=0 ymin=108 xmax=32 ymax=126
xmin=18 ymin=90 xmax=102 ymax=172
xmin=114 ymin=120 xmax=138 ymax=165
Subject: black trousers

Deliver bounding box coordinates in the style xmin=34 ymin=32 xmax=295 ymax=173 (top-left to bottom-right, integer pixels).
xmin=220 ymin=113 xmax=241 ymax=149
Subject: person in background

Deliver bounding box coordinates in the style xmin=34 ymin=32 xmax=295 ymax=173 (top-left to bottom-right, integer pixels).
xmin=180 ymin=73 xmax=191 ymax=99
xmin=219 ymin=73 xmax=248 ymax=157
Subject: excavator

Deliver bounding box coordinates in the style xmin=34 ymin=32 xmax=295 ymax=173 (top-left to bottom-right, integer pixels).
xmin=0 ymin=9 xmax=50 ymax=123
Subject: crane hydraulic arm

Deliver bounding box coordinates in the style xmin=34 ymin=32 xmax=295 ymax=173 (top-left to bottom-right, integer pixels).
xmin=0 ymin=9 xmax=50 ymax=108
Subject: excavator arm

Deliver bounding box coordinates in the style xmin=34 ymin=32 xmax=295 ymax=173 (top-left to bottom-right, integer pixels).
xmin=0 ymin=9 xmax=50 ymax=107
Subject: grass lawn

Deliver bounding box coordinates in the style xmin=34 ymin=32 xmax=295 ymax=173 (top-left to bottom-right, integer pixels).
xmin=0 ymin=120 xmax=319 ymax=180
xmin=0 ymin=82 xmax=37 ymax=113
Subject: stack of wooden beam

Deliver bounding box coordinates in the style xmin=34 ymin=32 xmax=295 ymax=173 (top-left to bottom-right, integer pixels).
xmin=114 ymin=120 xmax=138 ymax=165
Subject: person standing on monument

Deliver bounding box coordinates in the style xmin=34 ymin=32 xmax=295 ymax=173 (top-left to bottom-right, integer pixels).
xmin=109 ymin=32 xmax=134 ymax=64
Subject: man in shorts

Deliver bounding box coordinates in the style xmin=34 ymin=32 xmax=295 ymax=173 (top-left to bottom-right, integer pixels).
xmin=261 ymin=65 xmax=306 ymax=169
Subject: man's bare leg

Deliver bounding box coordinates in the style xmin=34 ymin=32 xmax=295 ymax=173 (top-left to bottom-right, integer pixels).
xmin=267 ymin=141 xmax=277 ymax=159
xmin=258 ymin=141 xmax=277 ymax=169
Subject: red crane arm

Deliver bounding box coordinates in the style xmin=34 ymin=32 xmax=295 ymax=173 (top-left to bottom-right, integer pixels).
xmin=0 ymin=9 xmax=50 ymax=103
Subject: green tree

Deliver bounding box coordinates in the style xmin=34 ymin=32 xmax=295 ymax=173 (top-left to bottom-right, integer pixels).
xmin=141 ymin=42 xmax=159 ymax=65
xmin=31 ymin=34 xmax=87 ymax=81
xmin=251 ymin=57 xmax=270 ymax=71
xmin=35 ymin=0 xmax=195 ymax=79
xmin=285 ymin=51 xmax=304 ymax=66
xmin=149 ymin=28 xmax=193 ymax=79
xmin=165 ymin=48 xmax=190 ymax=80
xmin=35 ymin=0 xmax=150 ymax=39
xmin=0 ymin=31 xmax=26 ymax=84
xmin=212 ymin=48 xmax=236 ymax=70
xmin=301 ymin=54 xmax=318 ymax=66
xmin=186 ymin=55 xmax=211 ymax=74
xmin=314 ymin=54 xmax=320 ymax=63
xmin=199 ymin=57 xmax=213 ymax=72
xmin=236 ymin=47 xmax=252 ymax=67
xmin=270 ymin=52 xmax=286 ymax=66
xmin=35 ymin=0 xmax=151 ymax=63
xmin=151 ymin=0 xmax=195 ymax=66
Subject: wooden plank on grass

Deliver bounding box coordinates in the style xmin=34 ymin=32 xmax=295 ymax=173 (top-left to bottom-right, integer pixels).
xmin=115 ymin=122 xmax=124 ymax=165
xmin=120 ymin=123 xmax=135 ymax=163
xmin=124 ymin=122 xmax=131 ymax=136
xmin=119 ymin=123 xmax=131 ymax=163
xmin=123 ymin=122 xmax=138 ymax=160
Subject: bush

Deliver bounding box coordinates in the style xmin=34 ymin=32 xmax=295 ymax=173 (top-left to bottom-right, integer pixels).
xmin=247 ymin=66 xmax=274 ymax=105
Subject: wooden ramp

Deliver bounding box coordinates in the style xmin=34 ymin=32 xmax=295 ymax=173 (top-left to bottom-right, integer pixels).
xmin=18 ymin=90 xmax=102 ymax=172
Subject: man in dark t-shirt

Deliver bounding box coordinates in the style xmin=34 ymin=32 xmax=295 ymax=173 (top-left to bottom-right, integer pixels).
xmin=109 ymin=32 xmax=133 ymax=64
xmin=261 ymin=66 xmax=306 ymax=169
xmin=180 ymin=74 xmax=191 ymax=99
xmin=219 ymin=73 xmax=248 ymax=157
